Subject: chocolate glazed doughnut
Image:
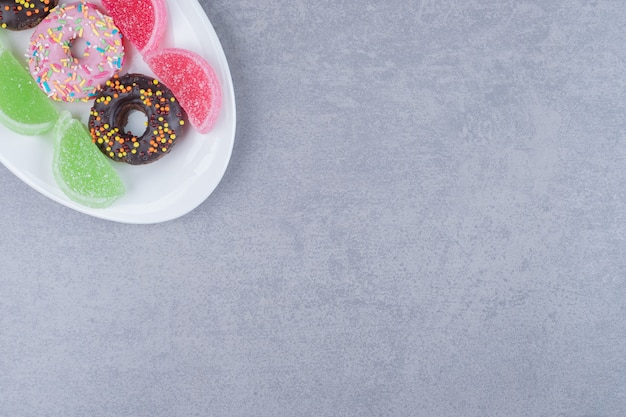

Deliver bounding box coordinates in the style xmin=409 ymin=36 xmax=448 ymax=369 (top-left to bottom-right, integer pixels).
xmin=0 ymin=0 xmax=58 ymax=30
xmin=89 ymin=73 xmax=186 ymax=165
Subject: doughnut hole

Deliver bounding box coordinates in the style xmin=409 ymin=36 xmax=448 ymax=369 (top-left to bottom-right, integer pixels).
xmin=116 ymin=104 xmax=149 ymax=137
xmin=70 ymin=37 xmax=90 ymax=62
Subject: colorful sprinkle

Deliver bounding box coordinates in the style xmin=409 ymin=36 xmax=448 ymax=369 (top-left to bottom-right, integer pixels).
xmin=27 ymin=2 xmax=125 ymax=102
xmin=0 ymin=0 xmax=59 ymax=31
xmin=89 ymin=74 xmax=186 ymax=165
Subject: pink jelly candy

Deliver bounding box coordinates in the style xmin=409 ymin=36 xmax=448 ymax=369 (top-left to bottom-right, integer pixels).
xmin=145 ymin=48 xmax=222 ymax=134
xmin=101 ymin=0 xmax=167 ymax=55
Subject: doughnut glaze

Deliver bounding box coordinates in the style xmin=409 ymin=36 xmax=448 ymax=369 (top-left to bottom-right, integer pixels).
xmin=28 ymin=2 xmax=125 ymax=102
xmin=0 ymin=0 xmax=58 ymax=31
xmin=89 ymin=73 xmax=186 ymax=165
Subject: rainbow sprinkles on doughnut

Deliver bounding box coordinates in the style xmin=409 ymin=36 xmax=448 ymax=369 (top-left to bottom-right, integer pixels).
xmin=28 ymin=1 xmax=125 ymax=102
xmin=89 ymin=73 xmax=186 ymax=165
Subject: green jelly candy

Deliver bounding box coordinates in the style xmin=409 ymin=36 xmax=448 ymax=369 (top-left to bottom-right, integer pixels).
xmin=53 ymin=111 xmax=125 ymax=208
xmin=0 ymin=40 xmax=58 ymax=135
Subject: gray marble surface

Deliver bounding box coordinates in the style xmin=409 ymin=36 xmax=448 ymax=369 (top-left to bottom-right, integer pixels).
xmin=1 ymin=0 xmax=626 ymax=416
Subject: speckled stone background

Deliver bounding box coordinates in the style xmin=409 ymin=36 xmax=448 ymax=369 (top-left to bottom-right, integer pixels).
xmin=1 ymin=0 xmax=626 ymax=416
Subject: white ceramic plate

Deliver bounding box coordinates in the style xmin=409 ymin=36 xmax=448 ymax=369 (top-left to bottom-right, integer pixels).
xmin=0 ymin=0 xmax=236 ymax=224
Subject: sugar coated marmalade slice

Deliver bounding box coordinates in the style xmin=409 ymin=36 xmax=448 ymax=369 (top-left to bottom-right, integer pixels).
xmin=101 ymin=0 xmax=167 ymax=55
xmin=145 ymin=48 xmax=222 ymax=134
xmin=53 ymin=111 xmax=125 ymax=208
xmin=0 ymin=40 xmax=58 ymax=135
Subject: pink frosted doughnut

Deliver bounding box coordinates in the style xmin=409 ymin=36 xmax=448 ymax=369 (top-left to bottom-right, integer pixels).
xmin=28 ymin=2 xmax=125 ymax=102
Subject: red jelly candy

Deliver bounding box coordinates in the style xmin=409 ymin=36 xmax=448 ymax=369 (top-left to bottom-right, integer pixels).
xmin=101 ymin=0 xmax=167 ymax=54
xmin=145 ymin=48 xmax=222 ymax=134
